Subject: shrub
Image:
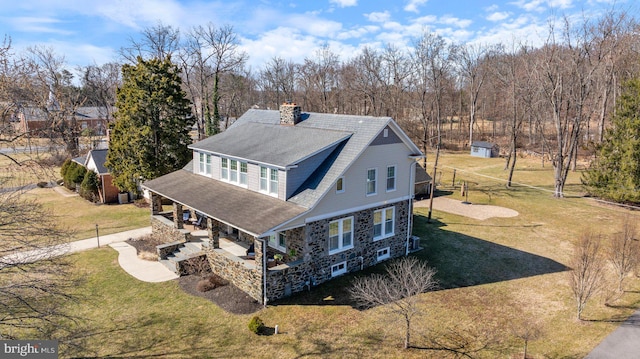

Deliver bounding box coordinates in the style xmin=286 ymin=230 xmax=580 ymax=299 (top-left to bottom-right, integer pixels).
xmin=36 ymin=181 xmax=49 ymax=188
xmin=248 ymin=316 xmax=265 ymax=334
xmin=80 ymin=171 xmax=100 ymax=201
xmin=60 ymin=158 xmax=72 ymax=178
xmin=63 ymin=161 xmax=87 ymax=190
xmin=196 ymin=279 xmax=216 ymax=292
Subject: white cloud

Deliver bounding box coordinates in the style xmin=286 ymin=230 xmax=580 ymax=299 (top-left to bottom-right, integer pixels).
xmin=487 ymin=11 xmax=511 ymax=22
xmin=336 ymin=25 xmax=379 ymax=40
xmin=365 ymin=11 xmax=391 ymax=23
xmin=439 ymin=15 xmax=472 ymax=28
xmin=404 ymin=0 xmax=428 ymax=13
xmin=329 ymin=0 xmax=357 ymax=7
xmin=9 ymin=17 xmax=74 ymax=35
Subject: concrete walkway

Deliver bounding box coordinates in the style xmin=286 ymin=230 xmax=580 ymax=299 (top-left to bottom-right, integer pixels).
xmin=109 ymin=242 xmax=178 ymax=282
xmin=2 ymin=226 xmax=178 ymax=283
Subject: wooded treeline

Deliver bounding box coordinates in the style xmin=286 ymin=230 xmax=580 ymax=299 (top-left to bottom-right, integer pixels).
xmin=2 ymin=10 xmax=640 ymax=197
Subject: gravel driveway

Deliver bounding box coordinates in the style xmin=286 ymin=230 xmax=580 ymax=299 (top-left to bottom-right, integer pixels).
xmin=414 ymin=196 xmax=519 ymax=220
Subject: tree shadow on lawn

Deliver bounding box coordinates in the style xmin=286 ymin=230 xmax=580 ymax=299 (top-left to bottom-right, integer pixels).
xmin=414 ymin=215 xmax=567 ymax=289
xmin=274 ymin=214 xmax=567 ymax=307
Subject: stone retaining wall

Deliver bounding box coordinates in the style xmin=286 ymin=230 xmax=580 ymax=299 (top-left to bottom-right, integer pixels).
xmin=151 ymin=215 xmax=193 ymax=243
xmin=205 ymin=247 xmax=262 ymax=302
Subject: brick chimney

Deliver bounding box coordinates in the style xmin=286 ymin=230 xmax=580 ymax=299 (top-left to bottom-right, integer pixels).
xmin=279 ymin=101 xmax=302 ymax=125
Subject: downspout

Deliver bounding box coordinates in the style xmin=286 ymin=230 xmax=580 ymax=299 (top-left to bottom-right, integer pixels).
xmin=261 ymin=238 xmax=268 ymax=307
xmin=406 ymin=161 xmax=417 ymax=256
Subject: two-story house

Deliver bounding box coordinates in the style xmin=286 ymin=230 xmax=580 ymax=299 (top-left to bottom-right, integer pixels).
xmin=142 ymin=103 xmax=423 ymax=305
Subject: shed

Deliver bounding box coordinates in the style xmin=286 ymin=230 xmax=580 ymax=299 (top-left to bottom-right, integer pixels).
xmin=470 ymin=141 xmax=499 ymax=158
xmin=414 ymin=163 xmax=432 ymax=198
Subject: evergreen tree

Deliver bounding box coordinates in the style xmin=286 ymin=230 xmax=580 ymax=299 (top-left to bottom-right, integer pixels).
xmin=106 ymin=56 xmax=193 ymax=194
xmin=582 ymin=78 xmax=640 ymax=203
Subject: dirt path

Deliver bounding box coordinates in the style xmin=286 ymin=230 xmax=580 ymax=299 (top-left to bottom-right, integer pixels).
xmin=415 ymin=196 xmax=518 ymax=220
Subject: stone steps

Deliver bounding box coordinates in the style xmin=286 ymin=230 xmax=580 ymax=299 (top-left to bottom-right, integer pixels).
xmin=161 ymin=241 xmax=206 ymax=275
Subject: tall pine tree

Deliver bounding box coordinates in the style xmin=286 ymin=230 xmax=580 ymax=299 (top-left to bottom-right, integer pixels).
xmin=106 ymin=56 xmax=194 ymax=194
xmin=582 ymin=78 xmax=640 ymax=204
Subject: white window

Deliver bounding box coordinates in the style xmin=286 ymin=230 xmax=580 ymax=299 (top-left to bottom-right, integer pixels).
xmin=377 ymin=247 xmax=390 ymax=261
xmin=260 ymin=167 xmax=268 ymax=192
xmin=331 ymin=261 xmax=347 ymax=277
xmin=386 ymin=166 xmax=396 ymax=191
xmin=366 ymin=168 xmax=377 ymax=195
xmin=240 ymin=162 xmax=247 ymax=185
xmin=230 ymin=160 xmax=238 ymax=182
xmin=199 ymin=153 xmax=206 ymax=174
xmin=221 ymin=158 xmax=228 ymax=180
xmin=269 ymin=168 xmax=278 ymax=195
xmin=336 ymin=177 xmax=344 ymax=193
xmin=383 ymin=128 xmax=388 ymax=137
xmin=373 ymin=207 xmax=395 ymax=240
xmin=221 ymin=157 xmax=247 ymax=186
xmin=205 ymin=154 xmax=211 ymax=175
xmin=268 ymin=232 xmax=286 ymax=252
xmin=329 ymin=217 xmax=353 ymax=254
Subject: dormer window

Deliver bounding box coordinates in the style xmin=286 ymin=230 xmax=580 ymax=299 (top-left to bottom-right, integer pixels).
xmin=220 ymin=157 xmax=247 ymax=187
xmin=198 ymin=153 xmax=211 ymax=176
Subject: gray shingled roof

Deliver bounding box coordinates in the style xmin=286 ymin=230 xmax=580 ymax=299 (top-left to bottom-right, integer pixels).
xmin=190 ymin=122 xmax=351 ymax=168
xmin=145 ymin=108 xmax=421 ymax=233
xmin=227 ymin=109 xmax=393 ymax=208
xmin=471 ymin=141 xmax=497 ymax=149
xmin=142 ymin=169 xmax=306 ymax=236
xmin=88 ymin=149 xmax=110 ymax=174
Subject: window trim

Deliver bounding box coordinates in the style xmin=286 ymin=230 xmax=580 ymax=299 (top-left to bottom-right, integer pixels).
xmin=221 ymin=158 xmax=228 ymax=180
xmin=259 ymin=166 xmax=268 ymax=192
xmin=268 ymin=232 xmax=286 ymax=252
xmin=329 ymin=216 xmax=354 ymax=255
xmin=366 ymin=168 xmax=377 ymax=196
xmin=386 ymin=165 xmax=396 ymax=192
xmin=331 ymin=261 xmax=347 ymax=277
xmin=377 ymin=247 xmax=390 ymax=261
xmin=373 ymin=206 xmax=395 ymax=241
xmin=336 ymin=177 xmax=344 ymax=193
xmin=269 ymin=168 xmax=278 ymax=196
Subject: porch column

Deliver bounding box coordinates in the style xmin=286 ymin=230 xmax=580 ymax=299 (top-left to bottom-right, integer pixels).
xmin=150 ymin=193 xmax=163 ymax=215
xmin=173 ymin=202 xmax=183 ymax=229
xmin=207 ymin=218 xmax=220 ymax=249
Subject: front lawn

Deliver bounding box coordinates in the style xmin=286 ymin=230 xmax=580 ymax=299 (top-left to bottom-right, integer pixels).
xmin=20 ymin=152 xmax=640 ymax=358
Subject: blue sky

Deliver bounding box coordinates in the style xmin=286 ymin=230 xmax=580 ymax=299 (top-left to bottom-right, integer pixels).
xmin=0 ymin=0 xmax=632 ymax=72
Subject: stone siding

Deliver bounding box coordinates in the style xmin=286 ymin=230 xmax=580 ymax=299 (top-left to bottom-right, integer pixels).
xmin=265 ymin=199 xmax=411 ymax=302
xmin=151 ymin=215 xmax=193 ymax=243
xmin=204 ymin=236 xmax=264 ymax=303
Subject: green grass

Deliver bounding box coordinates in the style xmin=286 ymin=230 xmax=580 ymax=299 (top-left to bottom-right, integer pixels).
xmin=16 ymin=151 xmax=640 ymax=358
xmin=23 ymin=187 xmax=150 ymax=240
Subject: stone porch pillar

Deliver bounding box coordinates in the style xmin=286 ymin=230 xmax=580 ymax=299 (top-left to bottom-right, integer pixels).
xmin=173 ymin=202 xmax=183 ymax=229
xmin=207 ymin=218 xmax=220 ymax=248
xmin=150 ymin=192 xmax=163 ymax=215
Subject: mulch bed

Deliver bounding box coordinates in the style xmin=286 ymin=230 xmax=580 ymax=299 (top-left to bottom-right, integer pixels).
xmin=177 ymin=275 xmax=262 ymax=314
xmin=126 ymin=235 xmax=262 ymax=314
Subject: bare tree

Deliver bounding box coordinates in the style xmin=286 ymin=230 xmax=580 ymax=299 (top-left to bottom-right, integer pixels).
xmin=608 ymin=217 xmax=639 ymax=293
xmin=569 ymin=231 xmax=606 ymax=320
xmin=258 ymin=57 xmax=298 ymax=109
xmin=458 ymin=43 xmax=490 ymax=147
xmin=350 ymin=256 xmax=437 ymax=349
xmin=0 ymin=184 xmax=78 ymax=339
xmin=196 ymin=24 xmax=247 ymax=136
xmin=119 ymin=22 xmax=180 ymax=63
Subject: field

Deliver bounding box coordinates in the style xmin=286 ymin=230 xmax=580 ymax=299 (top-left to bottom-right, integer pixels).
xmin=9 ymin=151 xmax=640 ymax=358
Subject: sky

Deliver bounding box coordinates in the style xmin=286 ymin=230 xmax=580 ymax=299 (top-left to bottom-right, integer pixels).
xmin=0 ymin=0 xmax=634 ymax=73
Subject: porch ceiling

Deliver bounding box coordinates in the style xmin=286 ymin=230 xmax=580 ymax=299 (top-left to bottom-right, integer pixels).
xmin=143 ymin=170 xmax=307 ymax=236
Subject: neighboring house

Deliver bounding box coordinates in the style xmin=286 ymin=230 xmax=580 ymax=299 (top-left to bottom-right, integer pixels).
xmin=470 ymin=141 xmax=499 ymax=158
xmin=72 ymin=149 xmax=120 ymax=204
xmin=143 ymin=103 xmax=424 ymax=305
xmin=15 ymin=106 xmax=112 ymax=136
